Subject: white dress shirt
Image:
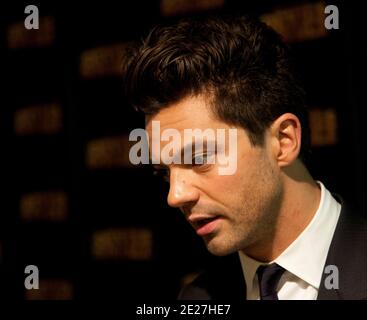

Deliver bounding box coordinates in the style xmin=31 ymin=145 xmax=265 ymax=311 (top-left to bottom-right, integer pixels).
xmin=239 ymin=181 xmax=341 ymax=300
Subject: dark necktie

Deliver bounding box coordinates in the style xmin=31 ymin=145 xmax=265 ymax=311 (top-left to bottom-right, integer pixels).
xmin=257 ymin=263 xmax=285 ymax=300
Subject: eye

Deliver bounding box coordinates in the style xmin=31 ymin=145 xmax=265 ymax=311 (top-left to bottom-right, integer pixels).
xmin=192 ymin=153 xmax=215 ymax=167
xmin=193 ymin=154 xmax=206 ymax=164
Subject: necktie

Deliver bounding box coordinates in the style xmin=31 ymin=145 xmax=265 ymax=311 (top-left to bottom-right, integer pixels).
xmin=257 ymin=263 xmax=285 ymax=300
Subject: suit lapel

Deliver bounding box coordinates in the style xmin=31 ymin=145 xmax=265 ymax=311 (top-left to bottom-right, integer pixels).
xmin=317 ymin=201 xmax=367 ymax=300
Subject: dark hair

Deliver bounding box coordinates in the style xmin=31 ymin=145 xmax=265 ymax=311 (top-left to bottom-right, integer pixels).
xmin=124 ymin=14 xmax=310 ymax=161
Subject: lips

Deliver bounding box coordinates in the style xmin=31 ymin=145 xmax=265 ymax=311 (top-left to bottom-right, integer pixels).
xmin=188 ymin=215 xmax=220 ymax=236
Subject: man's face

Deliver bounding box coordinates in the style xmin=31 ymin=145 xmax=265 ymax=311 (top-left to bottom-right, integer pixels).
xmin=146 ymin=95 xmax=284 ymax=256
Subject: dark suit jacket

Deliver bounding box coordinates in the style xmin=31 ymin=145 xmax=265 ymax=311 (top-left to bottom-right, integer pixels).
xmin=178 ymin=201 xmax=367 ymax=300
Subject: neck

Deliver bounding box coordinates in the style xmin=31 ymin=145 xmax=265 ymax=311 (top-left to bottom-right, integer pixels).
xmin=243 ymin=160 xmax=321 ymax=262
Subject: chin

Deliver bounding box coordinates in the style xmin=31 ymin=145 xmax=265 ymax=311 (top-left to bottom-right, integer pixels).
xmin=204 ymin=236 xmax=238 ymax=256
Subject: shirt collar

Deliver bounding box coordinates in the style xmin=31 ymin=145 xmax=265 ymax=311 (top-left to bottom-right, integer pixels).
xmin=239 ymin=181 xmax=341 ymax=291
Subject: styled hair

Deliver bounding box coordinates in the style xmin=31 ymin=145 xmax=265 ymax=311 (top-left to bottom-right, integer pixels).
xmin=124 ymin=14 xmax=310 ymax=161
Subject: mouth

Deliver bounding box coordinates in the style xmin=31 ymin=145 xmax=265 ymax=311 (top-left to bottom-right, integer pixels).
xmin=188 ymin=215 xmax=221 ymax=236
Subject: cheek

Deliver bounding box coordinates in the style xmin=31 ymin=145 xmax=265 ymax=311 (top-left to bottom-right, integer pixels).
xmin=202 ymin=166 xmax=253 ymax=204
xmin=213 ymin=154 xmax=276 ymax=205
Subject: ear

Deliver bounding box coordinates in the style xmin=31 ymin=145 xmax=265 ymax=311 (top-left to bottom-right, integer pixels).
xmin=269 ymin=113 xmax=302 ymax=167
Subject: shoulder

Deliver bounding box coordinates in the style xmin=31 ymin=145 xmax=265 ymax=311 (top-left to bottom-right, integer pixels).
xmin=177 ymin=253 xmax=246 ymax=300
xmin=177 ymin=272 xmax=213 ymax=300
xmin=332 ymin=201 xmax=367 ymax=246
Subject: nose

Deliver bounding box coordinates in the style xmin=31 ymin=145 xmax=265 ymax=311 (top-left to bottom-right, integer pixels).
xmin=167 ymin=168 xmax=200 ymax=208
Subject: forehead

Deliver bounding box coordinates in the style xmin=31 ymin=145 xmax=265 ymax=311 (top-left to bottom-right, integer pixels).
xmin=145 ymin=95 xmax=231 ymax=132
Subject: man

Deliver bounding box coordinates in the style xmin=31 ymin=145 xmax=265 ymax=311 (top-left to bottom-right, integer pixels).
xmin=124 ymin=14 xmax=367 ymax=300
